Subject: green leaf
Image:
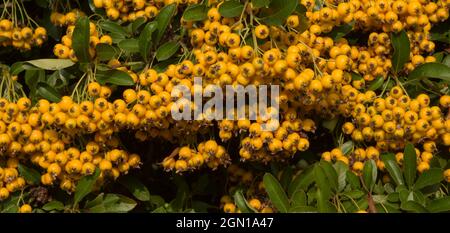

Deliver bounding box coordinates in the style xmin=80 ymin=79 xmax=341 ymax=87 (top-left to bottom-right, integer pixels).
xmin=346 ymin=170 xmax=361 ymax=189
xmin=156 ymin=41 xmax=180 ymax=61
xmin=95 ymin=69 xmax=135 ymax=86
xmin=289 ymin=205 xmax=317 ymax=213
xmin=316 ymin=188 xmax=335 ymax=213
xmin=291 ymin=189 xmax=306 ymax=207
xmin=252 ymin=0 xmax=271 ymax=8
xmin=233 ymin=190 xmax=255 ymax=213
xmin=340 ymin=140 xmax=354 ymax=155
xmin=96 ymin=44 xmax=118 ymax=61
xmin=154 ymin=4 xmax=176 ymax=46
xmin=400 ymin=201 xmax=428 ymax=213
xmin=442 ymin=55 xmax=450 ymax=67
xmin=334 ymin=161 xmax=348 ymax=192
xmin=104 ymin=194 xmax=137 ymax=213
xmin=0 ymin=193 xmax=20 ymax=213
xmin=149 ymin=195 xmax=166 ymax=207
xmin=342 ymin=190 xmax=365 ymax=199
xmin=351 ymin=72 xmax=363 ymax=80
xmin=380 ymin=153 xmax=405 ymax=186
xmin=325 ymin=22 xmax=354 ymax=41
xmin=263 ymin=173 xmax=290 ymax=213
xmin=17 ymin=164 xmax=41 ymax=185
xmin=25 ymin=59 xmax=74 ymax=70
xmin=219 ymin=0 xmax=244 ymax=18
xmin=118 ymin=39 xmax=140 ymax=53
xmin=182 ymin=4 xmax=207 ymax=21
xmin=368 ymin=76 xmax=384 ymax=91
xmin=37 ymin=82 xmax=61 ymax=102
xmin=390 ymin=30 xmax=410 ymax=73
xmin=279 ymin=166 xmax=294 ymax=190
xmin=408 ymin=62 xmax=450 ymax=83
xmin=322 ymin=118 xmax=338 ymax=132
xmin=84 ymin=193 xmax=105 ymax=209
xmin=403 ymin=143 xmax=417 ymax=189
xmin=10 ymin=62 xmax=39 ymax=75
xmin=319 ymin=161 xmax=338 ymax=192
xmin=74 ymin=168 xmax=100 ymax=205
xmin=132 ymin=17 xmax=147 ymax=33
xmin=72 ymin=16 xmax=91 ymax=63
xmin=259 ymin=0 xmax=298 ymax=26
xmin=314 ymin=164 xmax=331 ymax=199
xmin=414 ymin=168 xmax=444 ymax=190
xmin=288 ymin=166 xmax=314 ymax=197
xmin=42 ymin=201 xmax=65 ymax=211
xmin=98 ymin=21 xmax=128 ymax=37
xmin=139 ymin=21 xmax=158 ymax=62
xmin=118 ymin=176 xmax=150 ymax=202
xmin=25 ymin=69 xmax=44 ymax=97
xmin=362 ymin=159 xmax=377 ymax=192
xmin=427 ymin=196 xmax=450 ymax=213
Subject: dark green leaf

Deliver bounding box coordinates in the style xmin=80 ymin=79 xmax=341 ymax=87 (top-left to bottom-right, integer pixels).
xmin=98 ymin=21 xmax=128 ymax=37
xmin=118 ymin=39 xmax=140 ymax=53
xmin=403 ymin=143 xmax=417 ymax=189
xmin=104 ymin=194 xmax=137 ymax=213
xmin=319 ymin=161 xmax=338 ymax=192
xmin=408 ymin=62 xmax=450 ymax=83
xmin=279 ymin=166 xmax=294 ymax=190
xmin=139 ymin=21 xmax=158 ymax=62
xmin=368 ymin=76 xmax=384 ymax=91
xmin=18 ymin=164 xmax=41 ymax=185
xmin=74 ymin=168 xmax=100 ymax=205
xmin=414 ymin=168 xmax=444 ymax=190
xmin=95 ymin=69 xmax=135 ymax=86
xmin=442 ymin=55 xmax=450 ymax=67
xmin=233 ymin=190 xmax=255 ymax=213
xmin=182 ymin=4 xmax=207 ymax=21
xmin=291 ymin=189 xmax=306 ymax=207
xmin=346 ymin=170 xmax=361 ymax=189
xmin=42 ymin=201 xmax=65 ymax=211
xmin=342 ymin=190 xmax=365 ymax=199
xmin=381 ymin=153 xmax=405 ymax=186
xmin=289 ymin=205 xmax=317 ymax=213
xmin=391 ymin=30 xmax=410 ymax=73
xmin=84 ymin=193 xmax=105 ymax=209
xmin=288 ymin=166 xmax=314 ymax=197
xmin=325 ymin=22 xmax=354 ymax=41
xmin=37 ymin=82 xmax=61 ymax=102
xmin=119 ymin=176 xmax=150 ymax=201
xmin=252 ymin=0 xmax=271 ymax=8
xmin=427 ymin=196 xmax=450 ymax=213
xmin=156 ymin=41 xmax=180 ymax=61
xmin=316 ymin=188 xmax=335 ymax=213
xmin=96 ymin=44 xmax=118 ymax=61
xmin=259 ymin=0 xmax=298 ymax=26
xmin=154 ymin=4 xmax=176 ymax=46
xmin=314 ymin=164 xmax=331 ymax=199
xmin=362 ymin=160 xmax=377 ymax=192
xmin=132 ymin=17 xmax=147 ymax=33
xmin=334 ymin=161 xmax=348 ymax=192
xmin=72 ymin=17 xmax=91 ymax=63
xmin=400 ymin=201 xmax=427 ymax=213
xmin=10 ymin=62 xmax=39 ymax=75
xmin=263 ymin=173 xmax=290 ymax=213
xmin=219 ymin=1 xmax=244 ymax=18
xmin=322 ymin=118 xmax=338 ymax=132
